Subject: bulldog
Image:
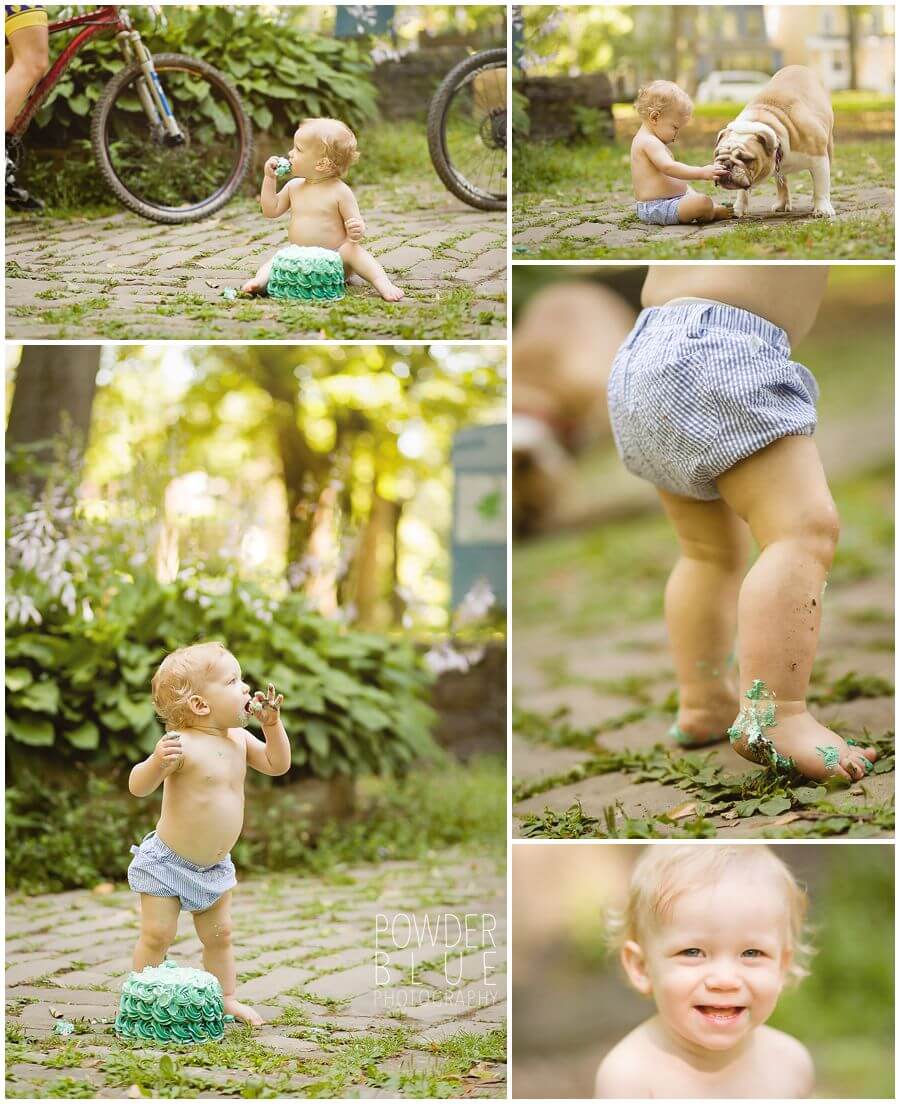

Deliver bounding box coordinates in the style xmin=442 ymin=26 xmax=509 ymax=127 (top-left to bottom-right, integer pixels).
xmin=713 ymin=65 xmax=835 ymax=218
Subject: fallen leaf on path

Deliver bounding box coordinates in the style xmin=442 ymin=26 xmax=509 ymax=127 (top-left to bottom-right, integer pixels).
xmin=771 ymin=812 xmax=803 ymax=826
xmin=205 ymin=280 xmax=219 ymax=289
xmin=666 ymin=801 xmax=697 ymax=820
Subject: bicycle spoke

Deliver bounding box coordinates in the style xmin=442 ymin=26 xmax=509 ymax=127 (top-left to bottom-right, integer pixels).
xmin=441 ymin=62 xmax=506 ymax=204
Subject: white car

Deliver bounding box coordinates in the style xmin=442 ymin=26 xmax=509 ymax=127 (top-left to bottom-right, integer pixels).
xmin=695 ymin=71 xmax=772 ymax=103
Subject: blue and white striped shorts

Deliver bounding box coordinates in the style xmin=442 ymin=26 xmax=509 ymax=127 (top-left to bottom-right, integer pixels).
xmin=128 ymin=831 xmax=236 ymax=913
xmin=635 ymin=194 xmax=684 ymax=225
xmin=607 ymin=301 xmax=819 ymax=500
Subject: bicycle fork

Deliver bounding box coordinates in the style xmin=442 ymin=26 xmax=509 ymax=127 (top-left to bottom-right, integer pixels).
xmin=116 ymin=30 xmax=184 ymax=145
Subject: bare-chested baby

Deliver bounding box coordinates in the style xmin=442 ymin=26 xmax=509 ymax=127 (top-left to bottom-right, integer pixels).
xmin=242 ymin=117 xmax=403 ymax=302
xmin=607 ymin=265 xmax=879 ymax=782
xmin=127 ymin=642 xmax=291 ymax=1026
xmin=595 ymin=845 xmax=815 ymax=1099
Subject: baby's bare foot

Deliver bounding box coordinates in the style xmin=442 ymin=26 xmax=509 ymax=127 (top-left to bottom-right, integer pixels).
xmin=373 ymin=275 xmax=404 ymax=302
xmin=728 ymin=686 xmax=878 ymax=781
xmin=241 ymin=277 xmax=265 ymax=296
xmin=224 ymin=996 xmax=263 ymax=1026
xmin=671 ymin=682 xmax=739 ymax=748
xmin=713 ymin=204 xmax=734 ymax=221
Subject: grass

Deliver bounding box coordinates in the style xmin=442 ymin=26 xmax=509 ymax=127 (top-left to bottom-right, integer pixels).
xmin=512 ymin=137 xmax=894 ymax=259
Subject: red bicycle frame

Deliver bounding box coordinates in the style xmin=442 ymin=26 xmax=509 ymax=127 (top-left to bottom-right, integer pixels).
xmin=9 ymin=6 xmax=128 ymax=137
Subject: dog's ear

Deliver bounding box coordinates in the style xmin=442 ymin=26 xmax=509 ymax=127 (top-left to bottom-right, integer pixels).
xmin=756 ymin=129 xmax=776 ymax=156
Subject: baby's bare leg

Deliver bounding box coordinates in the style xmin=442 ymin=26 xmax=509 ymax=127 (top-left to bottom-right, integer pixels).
xmin=193 ymin=891 xmax=262 ymax=1027
xmin=242 ymin=255 xmax=273 ymax=296
xmin=717 ymin=435 xmax=877 ymax=781
xmin=677 ymin=192 xmax=733 ymax=224
xmin=657 ymin=490 xmax=749 ymax=747
xmin=133 ymin=895 xmax=180 ymax=970
xmin=339 ymin=241 xmax=403 ymax=301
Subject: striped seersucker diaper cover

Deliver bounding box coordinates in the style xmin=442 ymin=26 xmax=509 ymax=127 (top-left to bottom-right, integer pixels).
xmin=606 ymin=300 xmax=819 ymax=500
xmin=127 ymin=831 xmax=236 ymax=913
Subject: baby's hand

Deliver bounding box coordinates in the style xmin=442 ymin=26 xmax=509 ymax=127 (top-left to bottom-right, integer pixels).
xmin=263 ymin=157 xmax=281 ymax=180
xmin=702 ymin=163 xmax=728 ymax=181
xmin=344 ymin=216 xmax=365 ymax=242
xmin=249 ymin=683 xmax=284 ymax=726
xmin=152 ymin=733 xmax=184 ymax=773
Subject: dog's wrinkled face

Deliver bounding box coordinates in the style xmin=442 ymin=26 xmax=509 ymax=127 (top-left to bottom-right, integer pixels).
xmin=713 ymin=128 xmax=776 ymax=190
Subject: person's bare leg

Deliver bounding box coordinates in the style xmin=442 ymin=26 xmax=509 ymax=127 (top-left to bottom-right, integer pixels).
xmin=339 ymin=241 xmax=403 ymax=301
xmin=241 ymin=256 xmax=272 ymax=295
xmin=5 ymin=25 xmax=49 ymax=129
xmin=657 ymin=490 xmax=749 ymax=747
xmin=193 ymin=892 xmax=262 ymax=1026
xmin=717 ymin=435 xmax=877 ymax=781
xmin=133 ymin=895 xmax=180 ymax=970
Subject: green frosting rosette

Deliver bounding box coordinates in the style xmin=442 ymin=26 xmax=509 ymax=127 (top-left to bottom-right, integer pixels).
xmin=115 ymin=960 xmax=228 ymax=1044
xmin=267 ymin=245 xmax=345 ymax=302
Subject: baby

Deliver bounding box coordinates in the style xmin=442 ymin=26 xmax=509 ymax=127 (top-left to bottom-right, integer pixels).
xmin=242 ymin=116 xmax=403 ymax=302
xmin=595 ymin=845 xmax=815 ymax=1099
xmin=606 ymin=265 xmax=879 ymax=782
xmin=127 ymin=642 xmax=290 ymax=1026
xmin=631 ymin=80 xmax=732 ymax=226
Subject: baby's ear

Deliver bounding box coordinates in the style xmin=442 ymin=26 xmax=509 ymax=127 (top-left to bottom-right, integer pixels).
xmin=188 ymin=693 xmax=210 ymax=716
xmin=621 ymin=940 xmax=653 ymax=995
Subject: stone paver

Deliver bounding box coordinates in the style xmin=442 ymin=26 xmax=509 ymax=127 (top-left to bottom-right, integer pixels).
xmin=6 ymin=183 xmax=506 ymax=340
xmin=6 ymin=854 xmax=506 ymax=1098
xmin=513 ymin=182 xmax=894 ymax=258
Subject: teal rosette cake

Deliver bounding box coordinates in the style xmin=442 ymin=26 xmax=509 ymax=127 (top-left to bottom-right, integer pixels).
xmin=115 ymin=961 xmax=228 ymax=1044
xmin=274 ymin=157 xmax=293 ymax=178
xmin=267 ymin=245 xmax=345 ymax=302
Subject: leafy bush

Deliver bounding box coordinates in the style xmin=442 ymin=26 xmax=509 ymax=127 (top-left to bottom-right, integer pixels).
xmin=6 ymin=757 xmax=505 ymax=893
xmin=29 ymin=6 xmax=377 ymax=145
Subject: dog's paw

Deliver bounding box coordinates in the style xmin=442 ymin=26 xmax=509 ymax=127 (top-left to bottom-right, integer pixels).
xmin=733 ymin=193 xmax=750 ymax=218
xmin=811 ymin=199 xmax=836 ymax=218
xmin=772 ymin=200 xmax=792 ymax=214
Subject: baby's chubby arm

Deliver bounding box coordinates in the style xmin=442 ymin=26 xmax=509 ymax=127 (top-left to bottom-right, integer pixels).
xmin=244 ymin=683 xmax=291 ymax=776
xmin=643 ymin=137 xmax=724 ymax=182
xmin=259 ymin=157 xmax=295 ymax=218
xmin=336 ymin=181 xmax=365 ymax=242
xmin=129 ymin=733 xmax=184 ymax=797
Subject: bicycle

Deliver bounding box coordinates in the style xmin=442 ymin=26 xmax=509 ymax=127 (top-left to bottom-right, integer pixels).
xmin=427 ymin=47 xmax=507 ymax=212
xmin=7 ymin=5 xmax=252 ymax=223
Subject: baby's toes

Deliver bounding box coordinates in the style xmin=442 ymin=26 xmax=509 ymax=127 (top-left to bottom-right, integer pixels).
xmin=840 ymin=753 xmax=871 ymax=782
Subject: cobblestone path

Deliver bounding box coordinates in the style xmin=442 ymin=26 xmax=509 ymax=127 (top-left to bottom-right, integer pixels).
xmin=513 ymin=182 xmax=893 ymax=258
xmin=6 ymin=186 xmax=506 ymax=341
xmin=6 ymin=853 xmax=506 ymax=1098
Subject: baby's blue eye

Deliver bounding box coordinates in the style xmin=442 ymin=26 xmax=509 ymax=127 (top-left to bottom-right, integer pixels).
xmin=678 ymin=948 xmax=703 ymax=957
xmin=742 ymin=949 xmax=765 ymax=958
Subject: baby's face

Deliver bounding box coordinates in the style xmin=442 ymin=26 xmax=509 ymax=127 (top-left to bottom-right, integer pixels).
xmin=195 ymin=651 xmax=251 ymax=727
xmin=289 ymin=124 xmax=328 ymax=179
xmin=633 ymin=875 xmax=790 ymax=1052
xmin=651 ymin=106 xmax=690 ymax=144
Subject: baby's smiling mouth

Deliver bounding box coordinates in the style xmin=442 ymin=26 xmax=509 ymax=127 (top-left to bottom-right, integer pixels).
xmin=694 ymin=1005 xmax=746 ymax=1024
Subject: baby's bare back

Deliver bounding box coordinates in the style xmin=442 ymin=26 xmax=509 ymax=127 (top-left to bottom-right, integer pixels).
xmin=156 ymin=729 xmax=247 ymax=865
xmin=643 ymin=264 xmax=828 ymax=346
xmin=287 ymin=180 xmax=348 ymax=250
xmin=631 ymin=130 xmax=687 ymax=202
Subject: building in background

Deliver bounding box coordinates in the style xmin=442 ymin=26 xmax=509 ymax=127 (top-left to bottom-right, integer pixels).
xmin=769 ymin=4 xmax=894 ymax=92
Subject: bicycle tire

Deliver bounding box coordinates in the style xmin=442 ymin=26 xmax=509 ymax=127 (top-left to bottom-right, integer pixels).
xmin=427 ymin=47 xmax=507 ymax=212
xmin=90 ymin=53 xmax=252 ymax=224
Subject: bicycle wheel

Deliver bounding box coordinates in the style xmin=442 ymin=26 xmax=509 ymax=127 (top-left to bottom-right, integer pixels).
xmin=427 ymin=47 xmax=507 ymax=212
xmin=91 ymin=53 xmax=252 ymax=224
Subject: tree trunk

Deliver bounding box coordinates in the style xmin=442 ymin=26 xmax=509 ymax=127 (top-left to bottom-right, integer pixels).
xmin=846 ymin=6 xmax=859 ymax=90
xmin=6 ymin=346 xmax=100 ymax=493
xmin=354 ymin=486 xmax=396 ymax=627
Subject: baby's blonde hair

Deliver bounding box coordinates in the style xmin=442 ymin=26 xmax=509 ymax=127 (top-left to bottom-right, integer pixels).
xmin=300 ymin=117 xmax=359 ymax=177
xmin=607 ymin=845 xmax=813 ymax=985
xmin=635 ymin=80 xmax=693 ymax=121
xmin=151 ymin=641 xmax=230 ymax=728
